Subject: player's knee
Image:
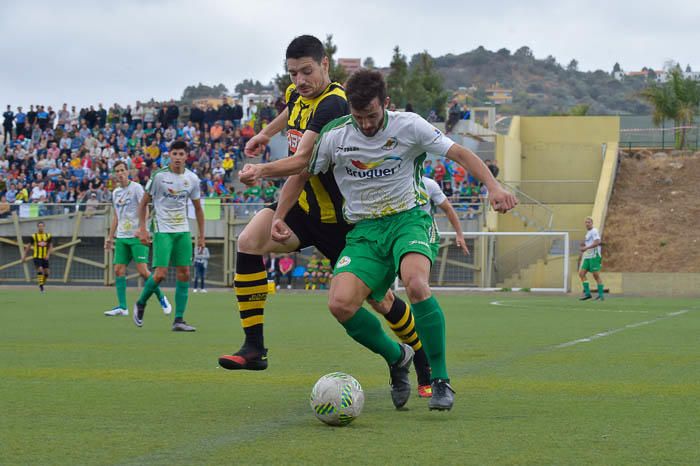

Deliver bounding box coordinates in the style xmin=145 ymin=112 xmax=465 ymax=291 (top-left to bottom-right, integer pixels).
xmin=153 ymin=269 xmax=167 ymax=282
xmin=176 ymin=269 xmax=190 ymax=282
xmin=403 ymin=274 xmax=431 ymax=302
xmin=237 ymin=228 xmax=267 ymax=254
xmin=328 ymin=292 xmax=357 ymax=322
xmin=115 ymin=265 xmax=127 ymax=277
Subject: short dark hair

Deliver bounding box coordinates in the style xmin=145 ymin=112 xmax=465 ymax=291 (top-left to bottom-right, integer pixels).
xmin=113 ymin=160 xmax=128 ymax=171
xmin=286 ymin=35 xmax=324 ymax=63
xmin=345 ymin=69 xmax=387 ymax=110
xmin=170 ymin=140 xmax=188 ymax=152
xmin=37 ymin=221 xmax=45 ymax=227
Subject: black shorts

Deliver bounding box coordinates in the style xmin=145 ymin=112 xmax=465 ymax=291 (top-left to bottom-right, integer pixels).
xmin=33 ymin=258 xmax=49 ymax=269
xmin=267 ymin=203 xmax=352 ymax=266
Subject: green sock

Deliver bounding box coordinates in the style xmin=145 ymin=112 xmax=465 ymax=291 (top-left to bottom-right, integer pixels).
xmin=341 ymin=307 xmax=402 ymax=365
xmin=137 ymin=275 xmax=158 ymax=305
xmin=175 ymin=280 xmax=189 ymax=319
xmin=411 ymin=296 xmax=448 ymax=381
xmin=153 ymin=285 xmax=164 ymax=301
xmin=597 ymin=283 xmax=604 ymax=298
xmin=583 ymin=281 xmax=590 ymax=295
xmin=115 ymin=276 xmax=127 ymax=309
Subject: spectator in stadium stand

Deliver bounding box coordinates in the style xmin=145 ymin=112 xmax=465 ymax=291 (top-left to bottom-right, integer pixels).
xmin=205 ymin=104 xmax=218 ymax=127
xmin=27 ymin=105 xmax=37 ymax=128
xmin=446 ymin=99 xmax=462 ymax=134
xmin=57 ymin=104 xmax=70 ymax=129
xmin=219 ymin=98 xmax=233 ymax=123
xmin=3 ymin=105 xmax=13 ymax=142
xmin=0 ymin=195 xmax=11 ymax=218
xmin=232 ymin=99 xmax=243 ymax=128
xmin=423 ymin=159 xmax=434 ymax=178
xmin=15 ymin=106 xmax=26 ymax=137
xmin=453 ymin=163 xmax=466 ymax=189
xmin=487 ymin=159 xmax=499 ymax=178
xmin=166 ymin=99 xmax=179 ymax=127
xmin=245 ymin=98 xmax=257 ymax=123
xmin=433 ymin=158 xmax=446 ymax=185
xmin=97 ymin=103 xmax=107 ymax=128
xmin=259 ymin=100 xmax=276 ymax=123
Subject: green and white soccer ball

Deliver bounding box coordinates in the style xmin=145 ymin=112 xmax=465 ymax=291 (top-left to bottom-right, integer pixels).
xmin=310 ymin=372 xmax=365 ymax=426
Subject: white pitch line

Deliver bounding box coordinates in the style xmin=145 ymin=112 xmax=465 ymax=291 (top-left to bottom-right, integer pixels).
xmin=555 ymin=310 xmax=690 ymax=348
xmin=489 ymin=300 xmax=650 ymax=314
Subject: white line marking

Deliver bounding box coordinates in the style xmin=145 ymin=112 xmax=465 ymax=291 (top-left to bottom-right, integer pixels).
xmin=555 ymin=310 xmax=689 ymax=348
xmin=489 ymin=300 xmax=650 ymax=314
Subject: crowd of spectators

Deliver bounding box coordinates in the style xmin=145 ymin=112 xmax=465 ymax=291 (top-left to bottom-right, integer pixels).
xmin=422 ymin=156 xmax=499 ymax=218
xmin=0 ymin=98 xmax=284 ymax=218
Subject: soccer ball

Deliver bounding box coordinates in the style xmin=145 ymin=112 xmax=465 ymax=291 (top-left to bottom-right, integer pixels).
xmin=310 ymin=372 xmax=365 ymax=426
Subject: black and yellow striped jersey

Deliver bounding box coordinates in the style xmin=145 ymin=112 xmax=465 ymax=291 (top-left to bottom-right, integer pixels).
xmin=29 ymin=232 xmax=52 ymax=259
xmin=285 ymin=82 xmax=348 ymax=224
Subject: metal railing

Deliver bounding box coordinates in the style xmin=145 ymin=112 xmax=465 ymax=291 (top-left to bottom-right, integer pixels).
xmin=503 ymin=180 xmax=598 ymax=204
xmin=503 ymin=182 xmax=553 ymax=231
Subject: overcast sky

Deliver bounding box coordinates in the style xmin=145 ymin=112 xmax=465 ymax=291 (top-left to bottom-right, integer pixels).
xmin=1 ymin=0 xmax=697 ymax=109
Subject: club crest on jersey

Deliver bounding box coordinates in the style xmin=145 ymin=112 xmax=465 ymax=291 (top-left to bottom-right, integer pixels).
xmin=337 ymin=256 xmax=351 ymax=267
xmin=381 ymin=137 xmax=398 ymax=150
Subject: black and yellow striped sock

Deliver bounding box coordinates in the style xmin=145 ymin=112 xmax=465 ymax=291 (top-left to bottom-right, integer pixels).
xmin=234 ymin=252 xmax=268 ymax=350
xmin=383 ymin=296 xmax=432 ymax=385
xmin=37 ymin=272 xmax=44 ymax=286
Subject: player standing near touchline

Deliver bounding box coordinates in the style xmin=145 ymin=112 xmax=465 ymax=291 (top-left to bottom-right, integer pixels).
xmin=104 ymin=160 xmax=172 ymax=317
xmin=134 ymin=140 xmax=205 ymax=331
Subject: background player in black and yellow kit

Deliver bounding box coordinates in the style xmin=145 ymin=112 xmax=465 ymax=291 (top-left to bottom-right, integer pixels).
xmin=220 ymin=35 xmax=433 ymax=404
xmin=23 ymin=221 xmax=52 ymax=292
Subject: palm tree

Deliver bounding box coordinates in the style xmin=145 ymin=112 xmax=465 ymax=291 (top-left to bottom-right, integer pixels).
xmin=641 ymin=69 xmax=700 ymax=149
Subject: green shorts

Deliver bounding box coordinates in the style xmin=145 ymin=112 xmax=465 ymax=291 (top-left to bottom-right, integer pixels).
xmin=580 ymin=255 xmax=602 ymax=273
xmin=114 ymin=237 xmax=149 ymax=265
xmin=430 ymin=217 xmax=440 ymax=258
xmin=334 ymin=207 xmax=436 ymax=302
xmin=152 ymin=232 xmax=193 ymax=268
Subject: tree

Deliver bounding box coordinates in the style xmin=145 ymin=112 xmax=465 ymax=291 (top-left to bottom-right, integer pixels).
xmin=234 ymin=79 xmax=267 ymax=95
xmin=181 ymin=82 xmax=228 ymax=101
xmin=569 ymin=104 xmax=590 ymax=116
xmin=386 ymin=46 xmax=408 ymax=107
xmin=323 ymin=34 xmax=348 ymax=84
xmin=613 ymin=62 xmax=621 ymax=74
xmin=686 ymin=64 xmax=692 ymax=73
xmin=363 ymin=57 xmax=375 ymax=69
xmin=405 ymin=52 xmax=449 ymax=119
xmin=567 ymin=59 xmax=579 ymax=72
xmin=514 ymin=46 xmax=533 ymax=59
xmin=641 ymin=69 xmax=700 ymax=148
xmin=496 ymin=48 xmax=511 ymax=57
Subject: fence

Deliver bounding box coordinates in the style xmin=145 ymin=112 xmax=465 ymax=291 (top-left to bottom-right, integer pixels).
xmin=0 ymin=201 xmax=486 ymax=287
xmin=619 ymin=126 xmax=700 ymax=151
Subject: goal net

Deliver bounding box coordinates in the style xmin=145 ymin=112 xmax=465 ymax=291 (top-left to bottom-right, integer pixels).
xmin=394 ymin=231 xmax=570 ymax=292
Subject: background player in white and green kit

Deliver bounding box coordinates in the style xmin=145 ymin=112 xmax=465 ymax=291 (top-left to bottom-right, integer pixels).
xmin=134 ymin=140 xmax=205 ymax=331
xmin=104 ymin=161 xmax=171 ymax=317
xmin=579 ymin=216 xmax=605 ymax=300
xmin=305 ymin=70 xmax=518 ymax=410
xmin=421 ymin=176 xmax=469 ymax=257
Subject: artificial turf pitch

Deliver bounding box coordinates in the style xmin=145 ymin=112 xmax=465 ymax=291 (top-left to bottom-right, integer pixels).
xmin=1 ymin=288 xmax=699 ymax=465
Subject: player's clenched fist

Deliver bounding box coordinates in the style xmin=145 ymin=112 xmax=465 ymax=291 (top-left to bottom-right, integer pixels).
xmin=238 ymin=164 xmax=262 ymax=186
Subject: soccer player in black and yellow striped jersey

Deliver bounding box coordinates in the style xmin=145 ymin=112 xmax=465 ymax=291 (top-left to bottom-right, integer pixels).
xmin=220 ymin=35 xmax=433 ymax=404
xmin=23 ymin=221 xmax=52 ymax=292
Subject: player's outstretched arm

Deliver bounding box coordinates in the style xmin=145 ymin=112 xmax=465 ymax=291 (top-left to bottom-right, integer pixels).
xmin=239 ymin=128 xmax=318 ymax=186
xmin=445 ymin=144 xmax=518 ymax=213
xmin=191 ymin=199 xmax=206 ymax=248
xmin=438 ymin=199 xmax=469 ymax=255
xmin=270 ymin=173 xmax=309 ymax=243
xmin=244 ymin=108 xmax=289 ymax=157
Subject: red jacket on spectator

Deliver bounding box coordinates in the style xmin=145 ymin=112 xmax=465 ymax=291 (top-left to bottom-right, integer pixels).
xmin=433 ymin=161 xmax=446 ymax=183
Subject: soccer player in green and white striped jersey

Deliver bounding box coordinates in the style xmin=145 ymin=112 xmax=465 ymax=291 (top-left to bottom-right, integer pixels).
xmin=134 ymin=140 xmax=205 ymax=331
xmin=104 ymin=160 xmax=171 ymax=317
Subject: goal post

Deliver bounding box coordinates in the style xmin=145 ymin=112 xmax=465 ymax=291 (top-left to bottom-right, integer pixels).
xmin=394 ymin=231 xmax=570 ymax=292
